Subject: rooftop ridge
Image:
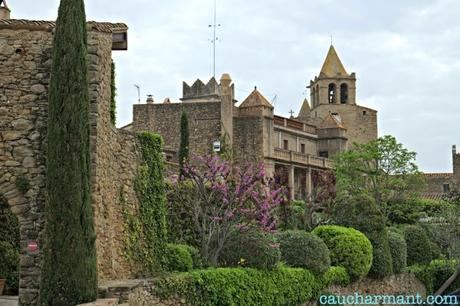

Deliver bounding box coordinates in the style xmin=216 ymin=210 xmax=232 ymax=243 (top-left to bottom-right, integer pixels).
xmin=0 ymin=19 xmax=128 ymax=33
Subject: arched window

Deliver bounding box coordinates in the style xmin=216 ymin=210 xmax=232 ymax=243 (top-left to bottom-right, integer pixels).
xmin=340 ymin=83 xmax=348 ymax=104
xmin=328 ymin=83 xmax=336 ymax=104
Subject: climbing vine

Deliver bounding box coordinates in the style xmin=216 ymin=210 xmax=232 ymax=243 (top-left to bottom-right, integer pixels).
xmin=123 ymin=132 xmax=168 ymax=274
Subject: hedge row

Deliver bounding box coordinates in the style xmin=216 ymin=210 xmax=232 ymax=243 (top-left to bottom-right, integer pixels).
xmin=407 ymin=260 xmax=460 ymax=294
xmin=154 ymin=266 xmax=350 ymax=306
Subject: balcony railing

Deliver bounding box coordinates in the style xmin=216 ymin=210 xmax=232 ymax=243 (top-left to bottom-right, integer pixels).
xmin=272 ymin=148 xmax=333 ymax=169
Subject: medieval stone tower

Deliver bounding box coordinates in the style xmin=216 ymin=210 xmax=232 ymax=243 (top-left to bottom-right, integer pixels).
xmin=298 ymin=45 xmax=377 ymax=146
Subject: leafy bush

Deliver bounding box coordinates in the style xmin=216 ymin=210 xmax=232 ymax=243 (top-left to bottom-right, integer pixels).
xmin=276 ymin=230 xmax=330 ymax=276
xmin=333 ymin=194 xmax=392 ymax=279
xmin=276 ymin=200 xmax=306 ymax=231
xmin=154 ymin=266 xmax=319 ymax=305
xmin=219 ymin=229 xmax=280 ymax=269
xmin=407 ymin=260 xmax=460 ymax=294
xmin=0 ymin=198 xmax=19 ymax=294
xmin=421 ymin=222 xmax=460 ymax=259
xmin=165 ymin=244 xmax=193 ymax=272
xmin=181 ymin=244 xmax=202 ymax=269
xmin=320 ymin=266 xmax=351 ymax=287
xmin=312 ymin=225 xmax=372 ymax=280
xmin=387 ymin=230 xmax=407 ymax=273
xmin=404 ymin=225 xmax=438 ymax=266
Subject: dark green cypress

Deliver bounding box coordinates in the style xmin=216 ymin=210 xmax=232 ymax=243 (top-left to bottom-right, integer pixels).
xmin=110 ymin=60 xmax=117 ymax=125
xmin=178 ymin=111 xmax=189 ymax=178
xmin=40 ymin=0 xmax=97 ymax=304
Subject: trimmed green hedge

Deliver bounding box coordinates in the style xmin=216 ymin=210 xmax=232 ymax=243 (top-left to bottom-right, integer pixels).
xmin=407 ymin=260 xmax=460 ymax=294
xmin=404 ymin=225 xmax=437 ymax=266
xmin=153 ymin=266 xmax=351 ymax=305
xmin=219 ymin=229 xmax=280 ymax=269
xmin=387 ymin=230 xmax=407 ymax=273
xmin=276 ymin=230 xmax=331 ymax=276
xmin=312 ymin=225 xmax=372 ymax=280
xmin=165 ymin=244 xmax=193 ymax=272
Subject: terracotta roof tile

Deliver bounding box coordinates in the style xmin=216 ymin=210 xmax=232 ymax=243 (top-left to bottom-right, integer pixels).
xmin=239 ymin=88 xmax=273 ymax=109
xmin=423 ymin=173 xmax=453 ymax=179
xmin=0 ymin=19 xmax=128 ymax=33
xmin=420 ymin=193 xmax=445 ymax=201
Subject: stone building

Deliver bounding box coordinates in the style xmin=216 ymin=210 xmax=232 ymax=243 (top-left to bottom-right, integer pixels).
xmin=128 ymin=45 xmax=378 ymax=199
xmin=421 ymin=145 xmax=460 ymax=200
xmin=0 ymin=5 xmax=140 ymax=305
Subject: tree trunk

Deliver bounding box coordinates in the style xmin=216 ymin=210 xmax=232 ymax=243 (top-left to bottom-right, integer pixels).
xmin=435 ymin=263 xmax=460 ymax=295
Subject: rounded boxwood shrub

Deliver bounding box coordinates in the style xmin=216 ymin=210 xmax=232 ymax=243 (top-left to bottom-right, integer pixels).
xmin=275 ymin=230 xmax=330 ymax=276
xmin=181 ymin=244 xmax=202 ymax=269
xmin=404 ymin=225 xmax=436 ymax=266
xmin=387 ymin=230 xmax=407 ymax=273
xmin=165 ymin=244 xmax=193 ymax=272
xmin=333 ymin=194 xmax=392 ymax=279
xmin=219 ymin=229 xmax=280 ymax=269
xmin=312 ymin=225 xmax=372 ymax=280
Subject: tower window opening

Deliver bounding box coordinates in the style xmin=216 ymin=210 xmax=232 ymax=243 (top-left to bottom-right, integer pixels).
xmin=283 ymin=139 xmax=289 ymax=150
xmin=340 ymin=83 xmax=348 ymax=104
xmin=328 ymin=83 xmax=336 ymax=104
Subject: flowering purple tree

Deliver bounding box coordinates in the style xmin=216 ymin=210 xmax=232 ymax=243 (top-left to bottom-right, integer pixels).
xmin=169 ymin=155 xmax=283 ymax=266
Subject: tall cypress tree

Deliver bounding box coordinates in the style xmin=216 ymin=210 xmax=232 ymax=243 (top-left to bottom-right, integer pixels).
xmin=178 ymin=111 xmax=189 ymax=178
xmin=40 ymin=0 xmax=97 ymax=304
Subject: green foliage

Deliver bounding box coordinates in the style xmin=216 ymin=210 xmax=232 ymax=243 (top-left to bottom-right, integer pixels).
xmin=219 ymin=229 xmax=280 ymax=269
xmin=133 ymin=132 xmax=168 ymax=273
xmin=333 ymin=135 xmax=424 ymax=210
xmin=276 ymin=230 xmax=331 ymax=276
xmin=407 ymin=260 xmax=460 ymax=294
xmin=276 ymin=200 xmax=307 ymax=231
xmin=110 ymin=60 xmax=116 ymax=125
xmin=15 ymin=175 xmax=30 ymax=194
xmin=181 ymin=244 xmax=202 ymax=269
xmin=312 ymin=225 xmax=373 ymax=280
xmin=333 ymin=194 xmax=392 ymax=279
xmin=40 ymin=0 xmax=97 ymax=303
xmin=387 ymin=230 xmax=407 ymax=273
xmin=165 ymin=244 xmax=193 ymax=272
xmin=421 ymin=222 xmax=460 ymax=259
xmin=387 ymin=198 xmax=449 ymax=225
xmin=166 ymin=181 xmax=201 ymax=248
xmin=154 ymin=266 xmax=319 ymax=305
xmin=0 ymin=198 xmax=19 ymax=294
xmin=404 ymin=225 xmax=439 ymax=266
xmin=178 ymin=111 xmax=189 ymax=178
xmin=320 ymin=266 xmax=351 ymax=287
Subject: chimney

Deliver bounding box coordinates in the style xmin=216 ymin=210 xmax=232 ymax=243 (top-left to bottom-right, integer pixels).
xmin=146 ymin=95 xmax=154 ymax=104
xmin=0 ymin=0 xmax=10 ymax=20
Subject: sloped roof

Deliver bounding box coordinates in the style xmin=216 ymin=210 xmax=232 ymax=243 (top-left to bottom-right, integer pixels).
xmin=239 ymin=88 xmax=273 ymax=109
xmin=297 ymin=98 xmax=310 ymax=117
xmin=318 ymin=112 xmax=346 ymax=129
xmin=320 ymin=45 xmax=348 ymax=77
xmin=423 ymin=173 xmax=453 ymax=179
xmin=0 ymin=19 xmax=128 ymax=33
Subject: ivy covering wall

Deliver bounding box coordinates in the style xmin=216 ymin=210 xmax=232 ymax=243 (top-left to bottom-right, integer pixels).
xmin=124 ymin=132 xmax=168 ymax=274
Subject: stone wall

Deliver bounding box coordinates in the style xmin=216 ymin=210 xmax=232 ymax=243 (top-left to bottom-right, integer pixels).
xmin=132 ymin=102 xmax=222 ymax=158
xmin=233 ymin=116 xmax=264 ymax=163
xmin=0 ymin=25 xmax=140 ymax=305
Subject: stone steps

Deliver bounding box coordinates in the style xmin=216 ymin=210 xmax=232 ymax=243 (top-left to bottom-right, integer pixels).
xmin=99 ymin=279 xmax=148 ymax=304
xmin=76 ymin=298 xmax=119 ymax=306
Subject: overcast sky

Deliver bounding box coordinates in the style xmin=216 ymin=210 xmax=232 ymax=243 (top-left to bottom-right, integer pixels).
xmin=12 ymin=0 xmax=460 ymax=172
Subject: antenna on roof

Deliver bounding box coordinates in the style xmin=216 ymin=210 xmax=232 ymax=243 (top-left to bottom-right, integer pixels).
xmin=208 ymin=0 xmax=221 ymax=79
xmin=330 ymin=34 xmax=333 ymax=45
xmin=134 ymin=84 xmax=140 ymax=104
xmin=271 ymin=94 xmax=278 ymax=106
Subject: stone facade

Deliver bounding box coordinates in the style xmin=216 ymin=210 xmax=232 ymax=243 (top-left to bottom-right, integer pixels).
xmin=127 ymin=45 xmax=378 ymax=199
xmin=0 ymin=16 xmax=139 ymax=305
xmin=421 ymin=145 xmax=460 ymax=200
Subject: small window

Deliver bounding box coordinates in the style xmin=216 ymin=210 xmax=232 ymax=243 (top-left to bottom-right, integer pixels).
xmin=443 ymin=183 xmax=450 ymax=193
xmin=340 ymin=83 xmax=348 ymax=104
xmin=319 ymin=151 xmax=329 ymax=158
xmin=301 ymin=144 xmax=306 ymax=154
xmin=363 ymin=110 xmax=367 ymax=116
xmin=283 ymin=140 xmax=289 ymax=150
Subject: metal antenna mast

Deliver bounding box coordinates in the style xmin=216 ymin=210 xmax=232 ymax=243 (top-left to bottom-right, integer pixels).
xmin=134 ymin=84 xmax=140 ymax=104
xmin=209 ymin=0 xmax=220 ymax=78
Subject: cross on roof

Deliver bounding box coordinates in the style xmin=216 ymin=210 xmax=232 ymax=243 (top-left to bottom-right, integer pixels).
xmin=289 ymin=110 xmax=295 ymax=118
